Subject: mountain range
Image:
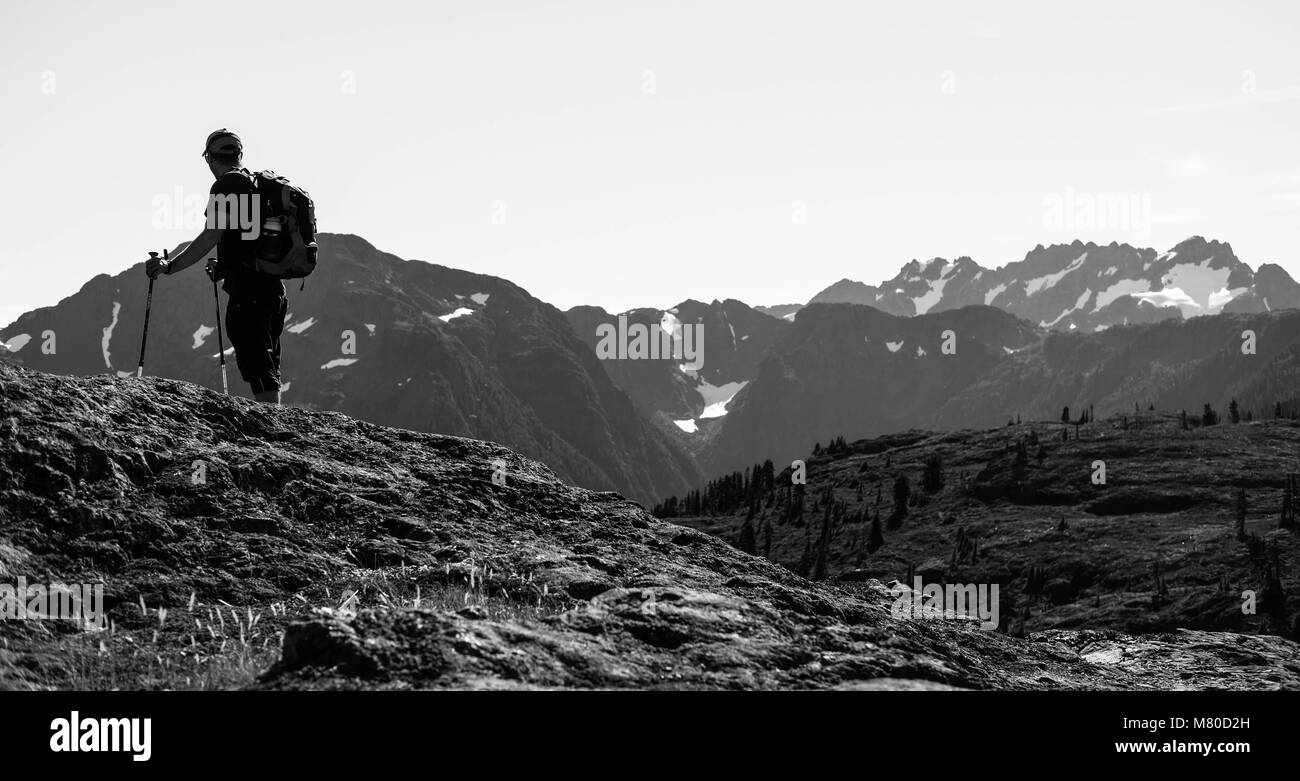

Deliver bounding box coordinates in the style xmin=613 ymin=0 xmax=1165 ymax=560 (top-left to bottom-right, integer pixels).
xmin=799 ymin=236 xmax=1300 ymax=332
xmin=5 ymin=233 xmax=1300 ymax=505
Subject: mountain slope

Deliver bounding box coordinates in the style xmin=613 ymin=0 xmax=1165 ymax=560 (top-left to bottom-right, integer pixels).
xmin=566 ymin=298 xmax=789 ymax=441
xmin=2 ymin=362 xmax=1296 ymax=690
xmin=665 ymin=415 xmax=1300 ymax=640
xmin=0 ymin=234 xmax=697 ymax=504
xmin=934 ymin=310 xmax=1300 ymax=430
xmin=701 ymin=303 xmax=1040 ymax=476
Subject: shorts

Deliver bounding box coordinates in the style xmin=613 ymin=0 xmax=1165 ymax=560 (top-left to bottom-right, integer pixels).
xmin=225 ymin=294 xmax=288 ymax=395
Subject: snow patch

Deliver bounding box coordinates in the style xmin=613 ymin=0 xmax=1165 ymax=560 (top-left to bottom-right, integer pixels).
xmin=192 ymin=325 xmax=214 ymax=349
xmin=321 ymin=358 xmax=359 ymax=369
xmin=1133 ymin=287 xmax=1198 ymax=310
xmin=673 ymin=419 xmax=698 ymax=434
xmin=1207 ymin=286 xmax=1248 ymax=312
xmin=280 ymin=381 xmax=291 ymax=394
xmin=1024 ymin=253 xmax=1087 ymax=296
xmin=3 ymin=333 xmax=31 ymax=353
xmin=1041 ymin=289 xmax=1093 ymax=327
xmin=660 ymin=310 xmax=681 ymax=336
xmin=886 ymin=340 xmax=904 ymax=353
xmin=439 ymin=308 xmax=474 ymax=322
xmin=1095 ymin=278 xmax=1151 ymax=310
xmin=698 ymin=380 xmax=747 ymax=419
xmin=916 ymin=345 xmax=927 ymax=357
xmin=364 ymin=323 xmax=376 ymax=335
xmin=912 ymin=274 xmax=949 ymax=315
xmin=101 ymin=302 xmax=122 ymax=371
xmin=984 ymin=283 xmax=1008 ymax=306
xmin=1002 ymin=345 xmax=1022 ymax=355
xmin=1102 ymin=266 xmax=1117 ymax=277
xmin=1162 ymin=259 xmax=1233 ymax=315
xmin=470 ymin=292 xmax=490 ymax=305
xmin=286 ymin=317 xmax=317 ymax=334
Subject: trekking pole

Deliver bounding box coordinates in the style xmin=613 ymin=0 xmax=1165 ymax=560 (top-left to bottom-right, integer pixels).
xmin=209 ymin=260 xmax=229 ymax=394
xmin=137 ymin=248 xmax=167 ymax=377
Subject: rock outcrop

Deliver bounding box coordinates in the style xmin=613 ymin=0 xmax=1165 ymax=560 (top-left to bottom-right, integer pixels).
xmin=1 ymin=363 xmax=1296 ymax=690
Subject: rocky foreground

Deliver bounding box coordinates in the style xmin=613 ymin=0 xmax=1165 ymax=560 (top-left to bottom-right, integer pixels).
xmin=1 ymin=362 xmax=1297 ymax=690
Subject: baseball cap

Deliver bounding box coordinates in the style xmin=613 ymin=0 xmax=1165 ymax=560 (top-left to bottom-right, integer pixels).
xmin=202 ymin=129 xmax=243 ymax=157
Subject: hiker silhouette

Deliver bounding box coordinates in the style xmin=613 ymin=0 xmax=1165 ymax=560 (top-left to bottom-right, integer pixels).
xmin=144 ymin=129 xmax=288 ymax=404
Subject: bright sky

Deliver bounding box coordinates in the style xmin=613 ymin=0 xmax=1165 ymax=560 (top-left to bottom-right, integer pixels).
xmin=2 ymin=0 xmax=1298 ymax=327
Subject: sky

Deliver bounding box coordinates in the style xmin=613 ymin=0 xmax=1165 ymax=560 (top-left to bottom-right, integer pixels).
xmin=2 ymin=0 xmax=1299 ymax=327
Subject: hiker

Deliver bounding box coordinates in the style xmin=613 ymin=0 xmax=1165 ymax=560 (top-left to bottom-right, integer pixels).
xmin=145 ymin=129 xmax=287 ymax=405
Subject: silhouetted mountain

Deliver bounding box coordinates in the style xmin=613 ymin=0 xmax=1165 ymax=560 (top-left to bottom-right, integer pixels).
xmin=755 ymin=303 xmax=803 ymax=321
xmin=0 ymin=234 xmax=698 ymax=504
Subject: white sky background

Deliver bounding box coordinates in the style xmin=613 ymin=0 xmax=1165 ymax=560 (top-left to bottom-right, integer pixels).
xmin=1 ymin=0 xmax=1298 ymax=327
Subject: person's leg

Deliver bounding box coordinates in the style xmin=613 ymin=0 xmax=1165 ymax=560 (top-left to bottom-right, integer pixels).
xmin=226 ymin=296 xmax=283 ymax=403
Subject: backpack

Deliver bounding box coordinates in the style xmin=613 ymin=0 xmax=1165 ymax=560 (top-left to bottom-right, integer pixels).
xmin=248 ymin=170 xmax=318 ymax=280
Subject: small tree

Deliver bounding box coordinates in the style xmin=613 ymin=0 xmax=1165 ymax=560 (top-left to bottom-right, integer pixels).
xmin=1061 ymin=406 xmax=1070 ymax=424
xmin=737 ymin=517 xmax=756 ymax=554
xmin=1229 ymin=398 xmax=1240 ymax=424
xmin=1235 ymin=487 xmax=1247 ymax=541
xmin=1202 ymin=403 xmax=1219 ymax=427
xmin=922 ymin=453 xmax=945 ymax=494
xmin=887 ymin=474 xmax=910 ymax=529
xmin=867 ymin=512 xmax=884 ymax=554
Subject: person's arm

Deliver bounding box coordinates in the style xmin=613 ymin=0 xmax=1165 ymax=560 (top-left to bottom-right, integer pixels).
xmin=145 ymin=191 xmax=226 ymax=277
xmin=162 ymin=226 xmax=220 ymax=275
